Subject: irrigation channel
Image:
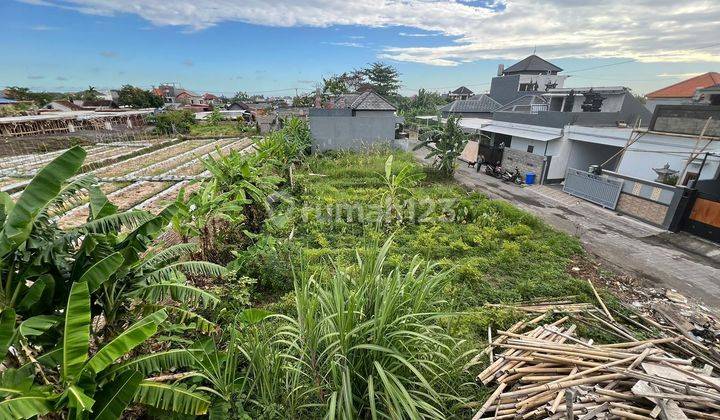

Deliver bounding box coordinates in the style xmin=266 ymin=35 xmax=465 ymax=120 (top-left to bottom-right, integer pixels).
xmin=0 ymin=137 xmax=255 ymax=227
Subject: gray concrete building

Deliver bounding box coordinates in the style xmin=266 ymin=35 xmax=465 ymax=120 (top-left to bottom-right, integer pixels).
xmin=309 ymin=91 xmax=403 ymax=152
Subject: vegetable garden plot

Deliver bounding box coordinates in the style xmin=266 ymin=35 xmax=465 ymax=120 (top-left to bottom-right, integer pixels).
xmin=58 ymin=138 xmax=254 ymax=227
xmin=137 ymin=139 xmax=256 ymax=214
xmin=0 ymin=145 xmax=109 ymax=173
xmin=8 ymin=145 xmax=139 ymax=175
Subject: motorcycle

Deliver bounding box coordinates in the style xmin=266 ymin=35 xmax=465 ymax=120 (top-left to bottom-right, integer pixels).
xmin=484 ymin=162 xmax=504 ymax=179
xmin=501 ymin=168 xmax=524 ymax=185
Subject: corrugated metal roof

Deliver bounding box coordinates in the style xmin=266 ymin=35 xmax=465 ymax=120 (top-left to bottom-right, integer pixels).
xmin=439 ymin=94 xmax=501 ymax=113
xmin=497 ymin=94 xmax=547 ymax=111
xmin=482 ymin=122 xmax=562 ymax=142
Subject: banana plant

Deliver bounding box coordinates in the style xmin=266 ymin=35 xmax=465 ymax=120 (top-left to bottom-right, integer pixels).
xmin=75 ymin=186 xmax=224 ymax=331
xmin=413 ymin=115 xmax=468 ymax=176
xmin=1 ymin=281 xmax=211 ymax=419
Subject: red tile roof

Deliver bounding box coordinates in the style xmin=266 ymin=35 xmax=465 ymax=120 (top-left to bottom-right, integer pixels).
xmin=647 ymin=72 xmax=720 ymax=99
xmin=203 ymin=93 xmax=218 ymax=100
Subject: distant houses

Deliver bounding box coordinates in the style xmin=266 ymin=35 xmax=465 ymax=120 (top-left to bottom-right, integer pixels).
xmin=448 ymin=86 xmax=473 ymax=101
xmin=439 ymin=95 xmax=500 ymax=119
xmin=440 ymin=54 xmax=652 ymax=184
xmin=645 ymin=72 xmax=720 ymax=111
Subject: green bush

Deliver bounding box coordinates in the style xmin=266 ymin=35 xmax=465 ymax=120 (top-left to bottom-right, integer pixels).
xmin=151 ymin=109 xmax=196 ymax=134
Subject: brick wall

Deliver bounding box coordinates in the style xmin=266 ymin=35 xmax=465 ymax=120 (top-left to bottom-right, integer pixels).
xmin=616 ymin=193 xmax=669 ymax=226
xmin=501 ymin=148 xmax=545 ymax=178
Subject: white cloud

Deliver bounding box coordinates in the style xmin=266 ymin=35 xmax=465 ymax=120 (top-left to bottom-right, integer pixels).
xmin=657 ymin=72 xmax=703 ymax=78
xmin=30 ymin=24 xmax=59 ymax=30
xmin=22 ymin=0 xmax=720 ymax=66
xmin=323 ymin=41 xmax=365 ymax=48
xmin=398 ymin=32 xmax=439 ymax=37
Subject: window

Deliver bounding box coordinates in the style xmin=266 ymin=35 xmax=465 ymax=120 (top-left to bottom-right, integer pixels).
xmin=527 ymin=145 xmax=534 ymax=153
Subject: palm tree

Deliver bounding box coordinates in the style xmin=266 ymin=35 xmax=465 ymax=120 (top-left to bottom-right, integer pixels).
xmin=82 ymin=85 xmax=99 ymax=102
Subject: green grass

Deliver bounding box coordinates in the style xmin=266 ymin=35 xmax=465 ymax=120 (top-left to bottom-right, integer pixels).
xmin=189 ymin=122 xmax=256 ymax=137
xmin=219 ymin=148 xmax=603 ymax=417
xmin=242 ymin=149 xmax=592 ymax=334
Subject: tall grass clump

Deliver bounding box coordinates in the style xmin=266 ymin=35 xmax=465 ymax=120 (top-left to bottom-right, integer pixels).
xmin=250 ymin=238 xmax=473 ymax=418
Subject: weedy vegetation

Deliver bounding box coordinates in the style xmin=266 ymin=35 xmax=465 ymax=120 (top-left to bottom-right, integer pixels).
xmin=1 ymin=117 xmax=599 ymax=419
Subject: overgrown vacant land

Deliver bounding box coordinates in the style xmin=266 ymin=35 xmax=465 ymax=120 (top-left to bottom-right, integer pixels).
xmin=255 ymin=150 xmax=589 ymax=318
xmin=234 ymin=149 xmax=599 ymax=416
xmin=3 ymin=122 xmax=719 ymax=419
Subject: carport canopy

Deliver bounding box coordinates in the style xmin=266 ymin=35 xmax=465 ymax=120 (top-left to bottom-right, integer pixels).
xmin=481 ymin=124 xmax=561 ymax=142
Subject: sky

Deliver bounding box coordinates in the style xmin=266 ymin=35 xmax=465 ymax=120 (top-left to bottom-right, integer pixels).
xmin=2 ymin=0 xmax=719 ymax=97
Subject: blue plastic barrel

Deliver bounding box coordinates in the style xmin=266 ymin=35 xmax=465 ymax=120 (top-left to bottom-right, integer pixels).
xmin=525 ymin=172 xmax=536 ymax=185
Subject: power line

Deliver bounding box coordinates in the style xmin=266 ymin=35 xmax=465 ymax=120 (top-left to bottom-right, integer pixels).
xmin=565 ymin=59 xmax=636 ymax=74
xmin=564 ymin=41 xmax=720 ymax=74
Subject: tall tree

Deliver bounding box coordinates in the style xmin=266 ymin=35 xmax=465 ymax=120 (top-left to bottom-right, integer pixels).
xmin=396 ymin=89 xmax=449 ymax=119
xmin=117 ymin=85 xmax=164 ymax=109
xmin=322 ymin=71 xmax=365 ymax=95
xmin=81 ymin=86 xmax=99 ymax=102
xmin=231 ymin=91 xmax=250 ymax=102
xmin=362 ymin=62 xmax=401 ymax=97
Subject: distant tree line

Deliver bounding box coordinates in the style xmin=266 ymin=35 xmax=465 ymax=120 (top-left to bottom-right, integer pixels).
xmin=3 ymin=84 xmax=164 ymax=109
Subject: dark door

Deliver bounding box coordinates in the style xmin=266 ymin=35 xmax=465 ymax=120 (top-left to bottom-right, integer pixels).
xmin=682 ymin=174 xmax=720 ymax=243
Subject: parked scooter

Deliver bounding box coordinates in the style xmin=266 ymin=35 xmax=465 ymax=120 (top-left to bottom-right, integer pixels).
xmin=501 ymin=168 xmax=524 ymax=185
xmin=484 ymin=162 xmax=504 ymax=179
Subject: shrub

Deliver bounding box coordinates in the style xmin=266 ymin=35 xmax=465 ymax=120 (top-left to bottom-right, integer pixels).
xmin=245 ymin=239 xmax=473 ymax=418
xmin=151 ymin=109 xmax=196 ymax=134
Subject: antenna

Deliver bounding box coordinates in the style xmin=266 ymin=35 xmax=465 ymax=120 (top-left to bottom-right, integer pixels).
xmin=532 ymin=45 xmax=537 ymax=55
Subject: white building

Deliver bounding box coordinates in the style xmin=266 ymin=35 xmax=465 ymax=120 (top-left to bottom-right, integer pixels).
xmin=460 ymin=105 xmax=720 ymax=185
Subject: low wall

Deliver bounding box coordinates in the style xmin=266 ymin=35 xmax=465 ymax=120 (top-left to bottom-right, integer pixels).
xmin=603 ymin=170 xmax=689 ymax=229
xmin=310 ymin=113 xmax=399 ymax=152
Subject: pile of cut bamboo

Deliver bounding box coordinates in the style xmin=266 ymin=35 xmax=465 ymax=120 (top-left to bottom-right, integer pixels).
xmin=473 ymin=311 xmax=720 ymax=419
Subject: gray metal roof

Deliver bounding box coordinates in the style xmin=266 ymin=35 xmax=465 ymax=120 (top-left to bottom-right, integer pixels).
xmin=439 ymin=94 xmax=501 ymax=113
xmin=497 ymin=94 xmax=548 ymax=111
xmin=334 ymin=91 xmax=396 ymax=111
xmin=503 ymin=55 xmax=563 ymax=75
xmin=451 ymin=86 xmax=473 ymax=95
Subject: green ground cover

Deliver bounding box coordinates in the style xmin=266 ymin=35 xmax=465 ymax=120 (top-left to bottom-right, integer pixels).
xmin=2 ymin=119 xmax=616 ymax=419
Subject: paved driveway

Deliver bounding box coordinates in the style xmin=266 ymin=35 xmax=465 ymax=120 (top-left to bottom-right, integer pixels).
xmin=412 ymin=147 xmax=720 ymax=309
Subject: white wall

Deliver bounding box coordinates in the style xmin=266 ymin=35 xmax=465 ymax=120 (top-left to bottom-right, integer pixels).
xmin=645 ymin=98 xmax=685 ymax=112
xmin=507 ymin=135 xmax=571 ymax=180
xmin=566 ymin=126 xmax=720 ymax=182
xmin=617 ymin=132 xmax=720 ymax=182
xmin=547 ymin=137 xmax=572 ymax=179
xmin=508 ymin=136 xmax=548 ymax=156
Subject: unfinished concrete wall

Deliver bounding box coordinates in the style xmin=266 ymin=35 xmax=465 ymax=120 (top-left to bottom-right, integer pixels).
xmin=309 ymin=109 xmax=400 ymax=152
xmin=501 ymin=147 xmax=545 ymax=179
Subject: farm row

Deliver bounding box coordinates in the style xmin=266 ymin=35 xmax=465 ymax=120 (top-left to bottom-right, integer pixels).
xmin=0 ymin=137 xmax=255 ymax=227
